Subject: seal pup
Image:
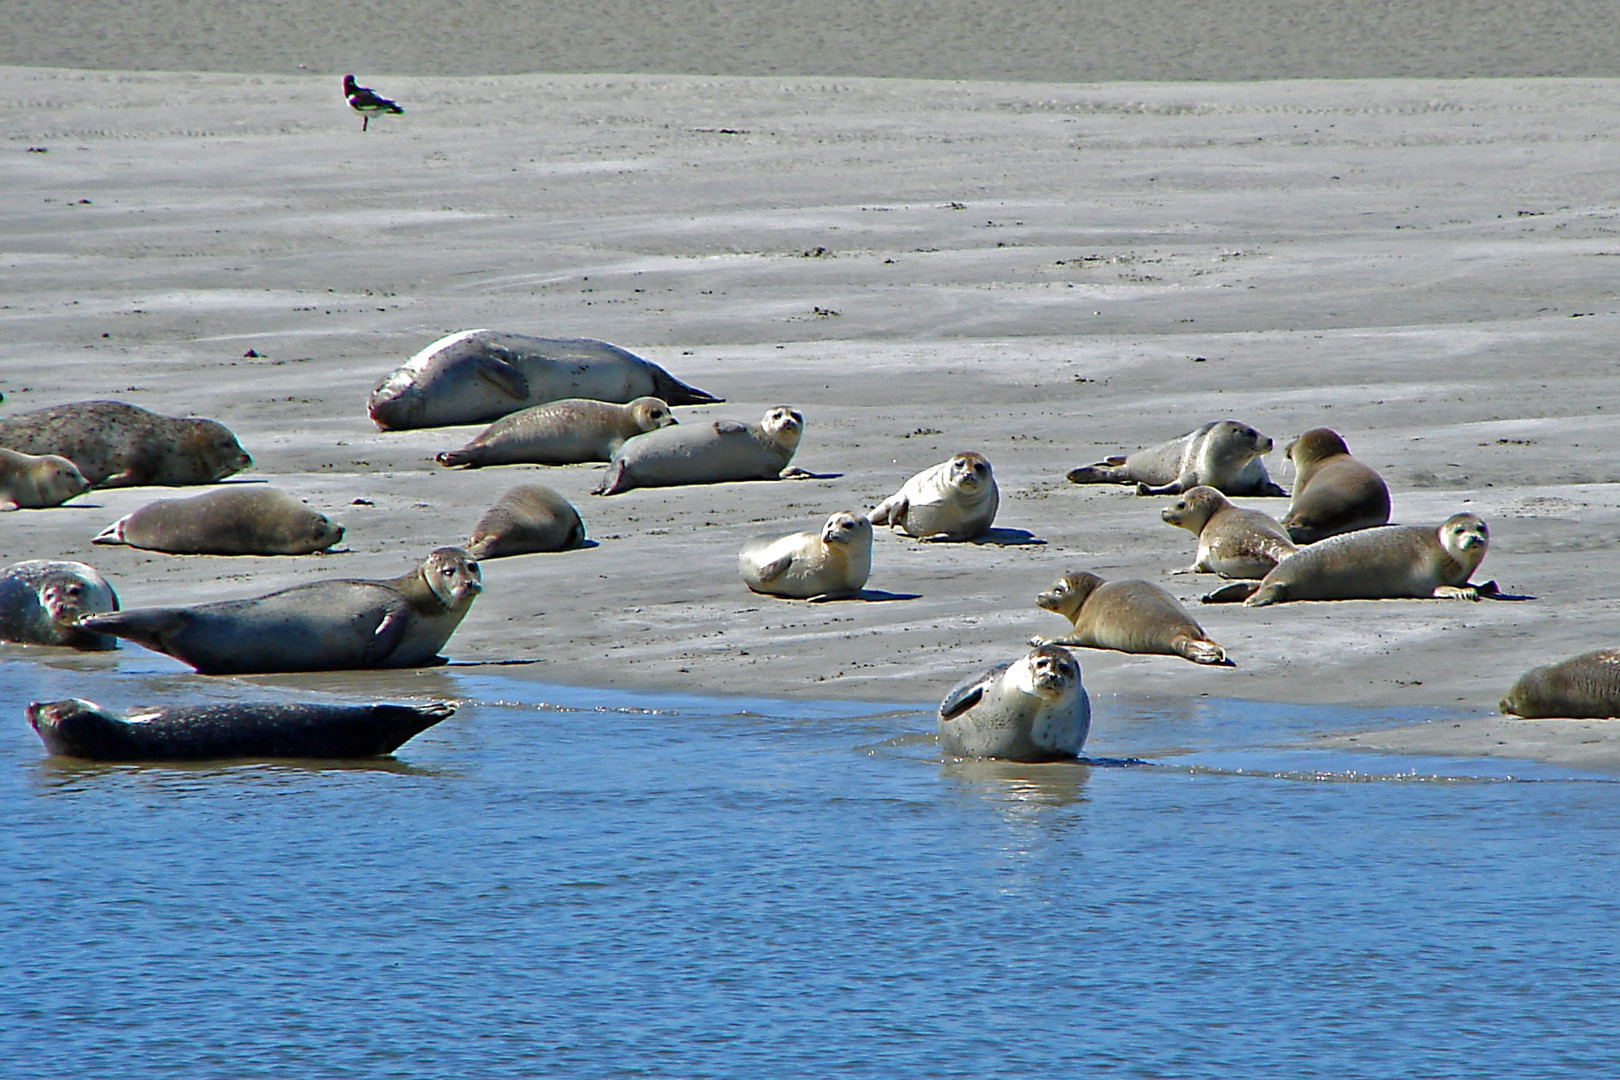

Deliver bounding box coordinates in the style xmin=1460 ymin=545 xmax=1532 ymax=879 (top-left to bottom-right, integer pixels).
xmin=868 ymin=452 xmax=999 ymax=542
xmin=1279 ymin=427 xmax=1392 ymax=544
xmin=78 ymin=547 xmax=482 ymax=674
xmin=436 ymin=396 xmax=676 ymax=468
xmin=937 ymin=645 xmax=1091 ymax=762
xmin=738 ymin=511 xmax=872 ymax=601
xmin=1066 ymin=420 xmax=1287 ymax=497
xmin=1031 ymin=570 xmax=1228 ymax=665
xmin=1203 ymin=512 xmax=1490 ymax=607
xmin=465 ymin=484 xmax=586 ymax=559
xmin=0 ymin=560 xmax=119 ymax=650
xmin=1161 ymin=486 xmax=1297 ymax=579
xmin=29 ymin=699 xmax=455 ymax=761
xmin=343 ymin=74 xmax=403 ymax=131
xmin=92 ymin=487 xmax=344 ymax=555
xmin=368 ymin=330 xmax=721 ymax=430
xmin=593 ymin=406 xmax=804 ymax=495
xmin=0 ymin=447 xmax=90 ymax=510
xmin=0 ymin=400 xmax=251 ymax=488
xmin=1500 ymin=649 xmax=1620 ymax=719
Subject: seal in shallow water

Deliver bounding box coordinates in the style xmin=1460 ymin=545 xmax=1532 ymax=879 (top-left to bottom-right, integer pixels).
xmin=1066 ymin=420 xmax=1287 ymax=497
xmin=436 ymin=396 xmax=677 ymax=467
xmin=593 ymin=407 xmax=804 ymax=495
xmin=738 ymin=511 xmax=872 ymax=600
xmin=0 ymin=560 xmax=120 ymax=650
xmin=1499 ymin=649 xmax=1620 ymax=719
xmin=1161 ymin=485 xmax=1296 ymax=579
xmin=92 ymin=487 xmax=344 ymax=555
xmin=1279 ymin=427 xmax=1392 ymax=544
xmin=465 ymin=484 xmax=585 ymax=559
xmin=868 ymin=452 xmax=998 ymax=541
xmin=937 ymin=645 xmax=1090 ymax=762
xmin=0 ymin=447 xmax=90 ymax=510
xmin=1031 ymin=570 xmax=1229 ymax=665
xmin=0 ymin=400 xmax=251 ymax=488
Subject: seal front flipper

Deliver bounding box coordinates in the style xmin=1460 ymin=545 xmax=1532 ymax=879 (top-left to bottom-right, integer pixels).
xmin=472 ymin=353 xmax=530 ymax=400
xmin=752 ymin=554 xmax=795 ymax=584
xmin=712 ymin=420 xmax=748 ymax=435
xmin=938 ymin=681 xmax=987 ymax=722
xmin=76 ymin=608 xmax=191 ymax=655
xmin=868 ymin=495 xmax=907 ymax=528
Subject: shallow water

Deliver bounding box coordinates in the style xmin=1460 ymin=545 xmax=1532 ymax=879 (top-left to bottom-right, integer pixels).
xmin=3 ymin=651 xmax=1619 ymax=1077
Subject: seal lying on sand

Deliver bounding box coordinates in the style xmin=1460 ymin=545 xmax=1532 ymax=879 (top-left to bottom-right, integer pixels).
xmin=79 ymin=547 xmax=481 ymax=674
xmin=465 ymin=484 xmax=585 ymax=559
xmin=593 ymin=407 xmax=804 ymax=495
xmin=1031 ymin=570 xmax=1229 ymax=665
xmin=0 ymin=400 xmax=251 ymax=487
xmin=1279 ymin=427 xmax=1391 ymax=544
xmin=1161 ymin=485 xmax=1296 ymax=579
xmin=1203 ymin=512 xmax=1490 ymax=607
xmin=1066 ymin=420 xmax=1287 ymax=497
xmin=0 ymin=560 xmax=119 ymax=650
xmin=868 ymin=452 xmax=998 ymax=541
xmin=93 ymin=487 xmax=345 ymax=555
xmin=0 ymin=447 xmax=90 ymax=510
xmin=739 ymin=511 xmax=872 ymax=600
xmin=436 ymin=396 xmax=677 ymax=467
xmin=29 ymin=698 xmax=454 ymax=760
xmin=1500 ymin=649 xmax=1620 ymax=719
xmin=937 ymin=645 xmax=1090 ymax=762
xmin=368 ymin=330 xmax=721 ymax=430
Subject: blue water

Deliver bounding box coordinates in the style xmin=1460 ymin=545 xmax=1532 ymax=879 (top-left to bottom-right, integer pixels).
xmin=3 ymin=652 xmax=1619 ymax=1078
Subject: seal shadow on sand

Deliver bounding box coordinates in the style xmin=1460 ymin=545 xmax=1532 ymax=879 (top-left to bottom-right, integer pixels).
xmin=970 ymin=527 xmax=1045 ymax=546
xmin=823 ymin=588 xmax=921 ymax=602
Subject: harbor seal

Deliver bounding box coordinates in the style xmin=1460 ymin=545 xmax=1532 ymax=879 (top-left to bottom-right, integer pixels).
xmin=436 ymin=396 xmax=677 ymax=468
xmin=0 ymin=447 xmax=90 ymax=510
xmin=0 ymin=400 xmax=251 ymax=487
xmin=92 ymin=487 xmax=345 ymax=555
xmin=465 ymin=484 xmax=586 ymax=559
xmin=78 ymin=547 xmax=482 ymax=674
xmin=868 ymin=452 xmax=999 ymax=542
xmin=739 ymin=511 xmax=873 ymax=600
xmin=937 ymin=645 xmax=1091 ymax=761
xmin=1279 ymin=427 xmax=1392 ymax=543
xmin=1500 ymin=649 xmax=1620 ymax=719
xmin=29 ymin=698 xmax=454 ymax=760
xmin=1203 ymin=512 xmax=1490 ymax=607
xmin=1161 ymin=485 xmax=1297 ymax=579
xmin=1031 ymin=570 xmax=1229 ymax=665
xmin=1066 ymin=420 xmax=1287 ymax=497
xmin=368 ymin=329 xmax=721 ymax=430
xmin=593 ymin=406 xmax=804 ymax=495
xmin=0 ymin=560 xmax=120 ymax=650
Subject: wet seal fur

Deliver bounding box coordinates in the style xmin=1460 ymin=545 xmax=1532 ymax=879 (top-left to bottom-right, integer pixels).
xmin=0 ymin=447 xmax=90 ymax=510
xmin=593 ymin=406 xmax=805 ymax=495
xmin=369 ymin=330 xmax=720 ymax=430
xmin=93 ymin=487 xmax=344 ymax=555
xmin=29 ymin=698 xmax=454 ymax=760
xmin=1280 ymin=427 xmax=1392 ymax=544
xmin=1066 ymin=420 xmax=1287 ymax=497
xmin=436 ymin=396 xmax=677 ymax=468
xmin=1500 ymin=649 xmax=1620 ymax=719
xmin=937 ymin=645 xmax=1091 ymax=762
xmin=79 ymin=547 xmax=482 ymax=674
xmin=868 ymin=452 xmax=999 ymax=541
xmin=1202 ymin=512 xmax=1490 ymax=607
xmin=739 ymin=511 xmax=873 ymax=601
xmin=1162 ymin=485 xmax=1297 ymax=579
xmin=0 ymin=400 xmax=251 ymax=488
xmin=465 ymin=484 xmax=585 ymax=559
xmin=1032 ymin=570 xmax=1229 ymax=665
xmin=0 ymin=560 xmax=120 ymax=650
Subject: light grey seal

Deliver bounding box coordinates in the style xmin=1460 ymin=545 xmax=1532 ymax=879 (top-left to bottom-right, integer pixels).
xmin=436 ymin=396 xmax=677 ymax=468
xmin=1161 ymin=485 xmax=1297 ymax=579
xmin=368 ymin=329 xmax=721 ymax=430
xmin=0 ymin=447 xmax=90 ymax=510
xmin=1279 ymin=427 xmax=1392 ymax=543
xmin=1066 ymin=420 xmax=1288 ymax=497
xmin=868 ymin=452 xmax=999 ymax=541
xmin=78 ymin=547 xmax=482 ymax=674
xmin=937 ymin=645 xmax=1091 ymax=762
xmin=465 ymin=484 xmax=586 ymax=559
xmin=29 ymin=698 xmax=455 ymax=761
xmin=1203 ymin=512 xmax=1490 ymax=607
xmin=1031 ymin=570 xmax=1229 ymax=665
xmin=92 ymin=487 xmax=345 ymax=555
xmin=739 ymin=511 xmax=873 ymax=601
xmin=593 ymin=406 xmax=804 ymax=495
xmin=1500 ymin=649 xmax=1620 ymax=719
xmin=0 ymin=560 xmax=120 ymax=650
xmin=0 ymin=400 xmax=252 ymax=488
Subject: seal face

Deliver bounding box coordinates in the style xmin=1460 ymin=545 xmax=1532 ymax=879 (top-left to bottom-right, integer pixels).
xmin=738 ymin=511 xmax=873 ymax=600
xmin=465 ymin=484 xmax=586 ymax=559
xmin=368 ymin=330 xmax=721 ymax=430
xmin=1279 ymin=428 xmax=1391 ymax=544
xmin=1066 ymin=420 xmax=1287 ymax=497
xmin=92 ymin=487 xmax=344 ymax=555
xmin=0 ymin=400 xmax=251 ymax=488
xmin=1500 ymin=648 xmax=1620 ymax=719
xmin=29 ymin=698 xmax=455 ymax=760
xmin=592 ymin=406 xmax=804 ymax=495
xmin=1032 ymin=570 xmax=1228 ymax=665
xmin=1161 ymin=485 xmax=1297 ymax=579
xmin=436 ymin=396 xmax=677 ymax=468
xmin=868 ymin=452 xmax=999 ymax=541
xmin=0 ymin=560 xmax=120 ymax=650
xmin=0 ymin=447 xmax=90 ymax=510
xmin=937 ymin=645 xmax=1090 ymax=761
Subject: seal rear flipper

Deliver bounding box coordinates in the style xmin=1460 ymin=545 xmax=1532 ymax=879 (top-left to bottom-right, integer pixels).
xmin=473 ymin=354 xmax=530 ymax=400
xmin=592 ymin=461 xmax=629 ymax=496
xmin=651 ymin=370 xmax=723 ymax=407
xmin=91 ymin=516 xmax=131 ymax=545
xmin=939 ymin=682 xmax=987 ymax=722
xmin=1065 ymin=459 xmax=1128 ymax=485
xmin=435 ymin=448 xmax=479 ymax=468
xmin=1201 ymin=581 xmax=1260 ymax=605
xmin=76 ymin=608 xmax=191 ymax=654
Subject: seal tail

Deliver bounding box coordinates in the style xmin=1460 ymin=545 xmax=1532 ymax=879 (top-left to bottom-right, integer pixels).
xmin=76 ymin=609 xmax=190 ymax=654
xmin=652 ymin=370 xmax=723 ymax=407
xmin=435 ymin=448 xmax=478 ymax=468
xmin=92 ymin=516 xmax=131 ymax=545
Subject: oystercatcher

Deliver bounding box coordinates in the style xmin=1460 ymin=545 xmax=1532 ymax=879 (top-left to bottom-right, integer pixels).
xmin=343 ymin=75 xmax=404 ymax=132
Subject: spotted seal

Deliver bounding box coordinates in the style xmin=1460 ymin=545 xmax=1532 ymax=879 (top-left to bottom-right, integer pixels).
xmin=0 ymin=400 xmax=251 ymax=487
xmin=92 ymin=487 xmax=344 ymax=555
xmin=1066 ymin=420 xmax=1287 ymax=497
xmin=1031 ymin=570 xmax=1229 ymax=665
xmin=937 ymin=645 xmax=1091 ymax=762
xmin=739 ymin=511 xmax=872 ymax=601
xmin=0 ymin=560 xmax=120 ymax=650
xmin=593 ymin=407 xmax=804 ymax=495
xmin=436 ymin=396 xmax=677 ymax=467
xmin=1500 ymin=649 xmax=1620 ymax=719
xmin=868 ymin=452 xmax=998 ymax=541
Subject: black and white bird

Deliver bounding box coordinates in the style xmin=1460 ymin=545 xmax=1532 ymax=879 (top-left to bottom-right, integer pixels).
xmin=343 ymin=74 xmax=404 ymax=131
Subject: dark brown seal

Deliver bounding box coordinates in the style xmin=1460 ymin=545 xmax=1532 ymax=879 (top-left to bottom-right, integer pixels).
xmin=0 ymin=400 xmax=252 ymax=487
xmin=1280 ymin=428 xmax=1391 ymax=544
